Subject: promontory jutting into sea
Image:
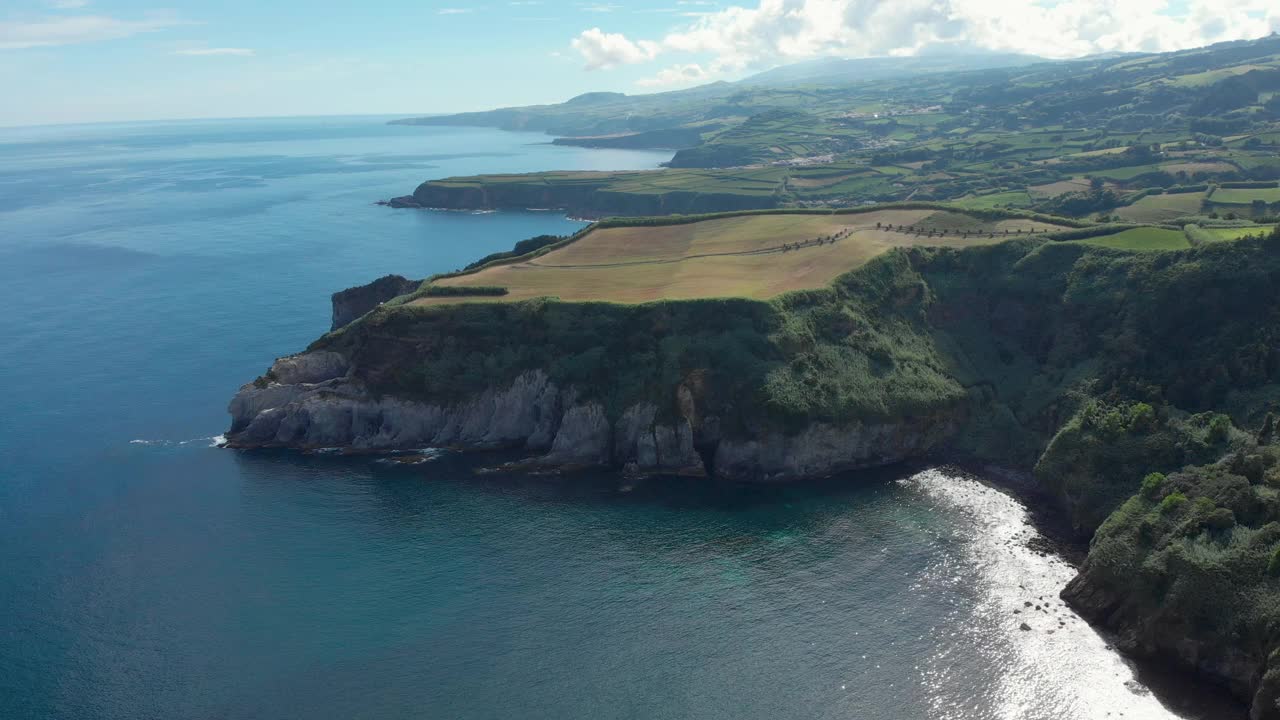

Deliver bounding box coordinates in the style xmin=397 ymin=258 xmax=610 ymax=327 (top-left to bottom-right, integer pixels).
xmin=4 ymin=8 xmax=1280 ymax=720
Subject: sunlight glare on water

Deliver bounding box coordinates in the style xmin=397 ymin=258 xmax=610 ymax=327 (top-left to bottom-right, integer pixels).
xmin=904 ymin=469 xmax=1194 ymax=720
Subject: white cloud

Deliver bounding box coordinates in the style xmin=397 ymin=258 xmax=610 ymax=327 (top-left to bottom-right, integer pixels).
xmin=0 ymin=13 xmax=178 ymax=50
xmin=47 ymin=0 xmax=90 ymax=9
xmin=572 ymin=0 xmax=1280 ymax=73
xmin=438 ymin=8 xmax=473 ymax=14
xmin=571 ymin=27 xmax=660 ymax=69
xmin=637 ymin=62 xmax=708 ymax=86
xmin=175 ymin=47 xmax=254 ymax=56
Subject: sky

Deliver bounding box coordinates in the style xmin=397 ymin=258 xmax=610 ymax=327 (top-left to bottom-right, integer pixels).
xmin=2 ymin=0 xmax=1280 ymax=127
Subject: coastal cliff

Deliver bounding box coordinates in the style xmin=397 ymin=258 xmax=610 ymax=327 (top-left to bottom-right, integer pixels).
xmin=227 ymin=227 xmax=1280 ymax=716
xmin=330 ymin=274 xmax=420 ymax=330
xmin=408 ymin=177 xmax=779 ymax=216
xmin=1061 ymin=451 xmax=1280 ymax=720
xmin=225 ymin=360 xmax=958 ymax=480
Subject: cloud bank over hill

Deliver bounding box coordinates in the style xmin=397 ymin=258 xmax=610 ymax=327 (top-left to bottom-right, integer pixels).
xmin=572 ymin=0 xmax=1280 ymax=86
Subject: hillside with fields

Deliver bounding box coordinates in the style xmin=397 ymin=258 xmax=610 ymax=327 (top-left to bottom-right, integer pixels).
xmin=390 ymin=34 xmax=1280 ymax=224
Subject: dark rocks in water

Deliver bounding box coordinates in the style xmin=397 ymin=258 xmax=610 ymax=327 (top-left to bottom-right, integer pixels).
xmin=1020 ymin=623 xmax=1032 ymax=631
xmin=330 ymin=275 xmax=421 ymax=331
xmin=386 ymin=195 xmax=422 ymax=209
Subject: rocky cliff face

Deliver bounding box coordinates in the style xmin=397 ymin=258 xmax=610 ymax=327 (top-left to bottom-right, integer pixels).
xmin=330 ymin=275 xmax=421 ymax=331
xmin=226 ymin=351 xmax=959 ymax=480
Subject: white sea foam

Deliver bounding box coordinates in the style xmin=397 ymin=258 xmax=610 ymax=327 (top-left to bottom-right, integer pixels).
xmin=129 ymin=435 xmax=226 ymax=448
xmin=902 ymin=468 xmax=1211 ymax=720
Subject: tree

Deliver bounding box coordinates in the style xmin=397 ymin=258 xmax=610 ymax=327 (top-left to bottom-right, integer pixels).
xmin=1260 ymin=413 xmax=1276 ymax=445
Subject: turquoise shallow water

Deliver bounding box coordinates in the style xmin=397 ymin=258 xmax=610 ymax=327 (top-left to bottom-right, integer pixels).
xmin=0 ymin=117 xmax=1240 ymax=719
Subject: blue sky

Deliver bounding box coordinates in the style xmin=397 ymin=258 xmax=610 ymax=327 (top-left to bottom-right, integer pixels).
xmin=2 ymin=0 xmax=1278 ymax=127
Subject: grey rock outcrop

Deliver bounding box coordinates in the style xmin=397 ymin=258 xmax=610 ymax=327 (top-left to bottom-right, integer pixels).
xmin=610 ymin=403 xmax=705 ymax=476
xmin=267 ymin=350 xmax=349 ymax=385
xmin=227 ymin=351 xmax=960 ymax=480
xmin=713 ymin=413 xmax=959 ymax=482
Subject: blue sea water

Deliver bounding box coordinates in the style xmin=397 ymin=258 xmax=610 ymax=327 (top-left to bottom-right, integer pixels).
xmin=0 ymin=117 xmax=1240 ymax=720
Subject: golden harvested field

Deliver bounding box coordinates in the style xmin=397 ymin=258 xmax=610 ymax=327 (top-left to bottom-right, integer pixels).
xmin=416 ymin=211 xmax=1066 ymax=305
xmin=1161 ymin=161 xmax=1237 ymax=175
xmin=1028 ymin=177 xmax=1093 ymax=198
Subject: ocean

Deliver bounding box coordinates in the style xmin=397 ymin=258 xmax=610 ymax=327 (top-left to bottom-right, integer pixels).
xmin=0 ymin=116 xmax=1239 ymax=719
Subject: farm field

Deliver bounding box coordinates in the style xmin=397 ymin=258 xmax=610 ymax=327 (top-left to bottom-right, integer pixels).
xmin=1073 ymin=227 xmax=1191 ymax=251
xmin=1210 ymin=187 xmax=1280 ymax=204
xmin=1029 ymin=178 xmax=1093 ymax=198
xmin=1160 ymin=161 xmax=1237 ymax=174
xmin=1113 ymin=191 xmax=1206 ymax=222
xmin=1201 ymin=225 xmax=1276 ymax=241
xmin=417 ymin=211 xmax=1066 ymax=305
xmin=952 ymin=191 xmax=1033 ymax=209
xmin=1090 ymin=163 xmax=1165 ymax=180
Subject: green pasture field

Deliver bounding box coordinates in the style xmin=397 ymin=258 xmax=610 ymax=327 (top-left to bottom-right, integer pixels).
xmin=1074 ymin=227 xmax=1190 ymax=251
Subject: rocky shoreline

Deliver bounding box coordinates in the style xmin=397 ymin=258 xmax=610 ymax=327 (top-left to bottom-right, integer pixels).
xmin=226 ymin=352 xmax=959 ymax=483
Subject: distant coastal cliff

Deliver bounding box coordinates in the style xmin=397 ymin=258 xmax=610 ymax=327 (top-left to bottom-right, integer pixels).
xmin=384 ymin=174 xmax=779 ymax=217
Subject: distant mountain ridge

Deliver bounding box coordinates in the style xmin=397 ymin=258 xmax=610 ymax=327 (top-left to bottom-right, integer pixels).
xmin=390 ymin=33 xmax=1280 ymax=174
xmin=389 ymin=53 xmax=1048 ymax=137
xmin=739 ymin=51 xmax=1048 ymax=86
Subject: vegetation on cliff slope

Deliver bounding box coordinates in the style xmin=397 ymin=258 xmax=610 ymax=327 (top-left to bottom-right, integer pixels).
xmin=1064 ymin=447 xmax=1280 ymax=715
